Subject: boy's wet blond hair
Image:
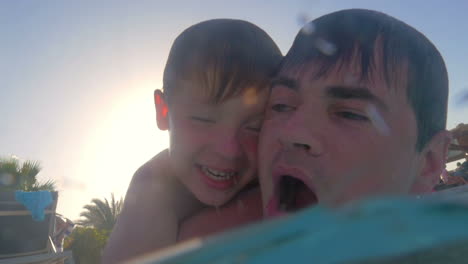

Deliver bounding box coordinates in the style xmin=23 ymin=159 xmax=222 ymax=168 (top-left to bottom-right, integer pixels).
xmin=163 ymin=19 xmax=282 ymax=103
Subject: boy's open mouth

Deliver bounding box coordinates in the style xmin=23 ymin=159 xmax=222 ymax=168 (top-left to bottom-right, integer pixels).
xmin=198 ymin=164 xmax=239 ymax=190
xmin=274 ymin=175 xmax=318 ymax=214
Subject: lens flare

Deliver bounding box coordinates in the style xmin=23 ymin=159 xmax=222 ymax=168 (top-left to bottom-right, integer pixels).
xmin=456 ymin=90 xmax=468 ymax=107
xmin=242 ymin=88 xmax=258 ymax=106
xmin=315 ymin=38 xmax=336 ymax=56
xmin=366 ymin=104 xmax=390 ymax=136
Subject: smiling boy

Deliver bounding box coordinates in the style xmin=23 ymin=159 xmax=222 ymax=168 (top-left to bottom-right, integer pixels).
xmin=102 ymin=19 xmax=281 ymax=263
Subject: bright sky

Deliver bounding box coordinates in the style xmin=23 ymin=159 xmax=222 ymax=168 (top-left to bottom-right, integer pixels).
xmin=1 ymin=0 xmax=467 ymax=220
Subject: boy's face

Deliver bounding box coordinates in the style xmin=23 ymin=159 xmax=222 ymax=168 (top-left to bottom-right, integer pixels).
xmin=259 ymin=60 xmax=446 ymax=217
xmin=158 ymin=84 xmax=267 ymax=206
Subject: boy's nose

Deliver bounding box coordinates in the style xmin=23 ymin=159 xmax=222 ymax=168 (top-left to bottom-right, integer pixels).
xmin=214 ymin=134 xmax=243 ymax=160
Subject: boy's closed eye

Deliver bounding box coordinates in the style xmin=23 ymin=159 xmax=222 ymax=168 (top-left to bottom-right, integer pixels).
xmin=244 ymin=119 xmax=263 ymax=133
xmin=271 ymin=103 xmax=295 ymax=113
xmin=190 ymin=116 xmax=216 ymax=123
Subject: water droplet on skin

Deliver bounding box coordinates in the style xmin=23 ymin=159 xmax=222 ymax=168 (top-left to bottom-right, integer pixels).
xmin=366 ymin=104 xmax=390 ymax=136
xmin=301 ymin=22 xmax=315 ymax=35
xmin=314 ymin=38 xmax=336 ymax=56
xmin=297 ymin=13 xmax=315 ymax=35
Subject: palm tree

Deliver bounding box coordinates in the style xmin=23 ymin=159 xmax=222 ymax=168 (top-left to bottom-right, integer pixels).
xmin=77 ymin=193 xmax=123 ymax=231
xmin=0 ymin=156 xmax=56 ymax=191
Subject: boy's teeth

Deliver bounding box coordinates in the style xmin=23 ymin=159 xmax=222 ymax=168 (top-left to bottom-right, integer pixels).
xmin=201 ymin=166 xmax=236 ymax=181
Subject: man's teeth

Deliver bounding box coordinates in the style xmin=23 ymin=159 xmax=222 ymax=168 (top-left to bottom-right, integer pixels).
xmin=201 ymin=166 xmax=236 ymax=181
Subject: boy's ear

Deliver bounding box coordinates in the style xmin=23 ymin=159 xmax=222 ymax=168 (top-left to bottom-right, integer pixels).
xmin=154 ymin=89 xmax=169 ymax=131
xmin=413 ymin=130 xmax=451 ymax=192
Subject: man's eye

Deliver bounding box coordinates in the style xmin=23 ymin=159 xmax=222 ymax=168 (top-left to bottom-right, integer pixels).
xmin=191 ymin=116 xmax=215 ymax=123
xmin=271 ymin=104 xmax=294 ymax=112
xmin=336 ymin=111 xmax=369 ymax=121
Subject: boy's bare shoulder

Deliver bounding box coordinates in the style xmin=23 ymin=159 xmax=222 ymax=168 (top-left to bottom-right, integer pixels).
xmin=102 ymin=150 xmax=178 ymax=263
xmin=127 ymin=149 xmax=203 ymax=217
xmin=122 ymin=149 xmax=176 ymax=212
xmin=133 ymin=149 xmax=171 ymax=183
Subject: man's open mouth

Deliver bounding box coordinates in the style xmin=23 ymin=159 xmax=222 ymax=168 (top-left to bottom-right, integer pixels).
xmin=274 ymin=175 xmax=318 ymax=214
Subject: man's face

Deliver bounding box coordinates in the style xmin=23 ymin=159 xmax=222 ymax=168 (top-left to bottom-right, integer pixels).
xmin=259 ymin=60 xmax=427 ymax=217
xmin=164 ymin=84 xmax=267 ymax=206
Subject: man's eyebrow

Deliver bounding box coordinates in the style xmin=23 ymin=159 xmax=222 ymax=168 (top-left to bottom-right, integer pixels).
xmin=271 ymin=77 xmax=299 ymax=91
xmin=325 ymin=85 xmax=388 ymax=111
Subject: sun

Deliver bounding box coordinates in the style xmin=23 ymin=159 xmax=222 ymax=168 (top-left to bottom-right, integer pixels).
xmin=79 ymin=80 xmax=169 ymax=201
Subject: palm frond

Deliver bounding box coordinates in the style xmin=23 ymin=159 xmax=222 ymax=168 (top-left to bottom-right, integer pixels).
xmin=21 ymin=160 xmax=42 ymax=178
xmin=31 ymin=179 xmax=57 ymax=191
xmin=0 ymin=157 xmax=55 ymax=191
xmin=77 ymin=194 xmax=123 ymax=230
xmin=0 ymin=157 xmax=20 ymax=174
xmin=0 ymin=158 xmax=20 ymax=188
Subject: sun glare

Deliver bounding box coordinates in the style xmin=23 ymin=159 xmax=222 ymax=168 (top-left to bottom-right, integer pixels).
xmin=63 ymin=81 xmax=168 ymax=218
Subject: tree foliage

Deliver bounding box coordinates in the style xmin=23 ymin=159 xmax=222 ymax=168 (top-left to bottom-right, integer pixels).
xmin=66 ymin=193 xmax=123 ymax=263
xmin=64 ymin=226 xmax=109 ymax=264
xmin=0 ymin=157 xmax=56 ymax=191
xmin=76 ymin=193 xmax=123 ymax=231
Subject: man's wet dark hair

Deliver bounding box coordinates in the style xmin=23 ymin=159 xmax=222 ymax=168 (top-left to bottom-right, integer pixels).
xmin=282 ymin=9 xmax=448 ymax=152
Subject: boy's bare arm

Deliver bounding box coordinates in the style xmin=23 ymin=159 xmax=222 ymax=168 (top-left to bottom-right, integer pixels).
xmin=102 ymin=152 xmax=203 ymax=263
xmin=102 ymin=156 xmax=176 ymax=263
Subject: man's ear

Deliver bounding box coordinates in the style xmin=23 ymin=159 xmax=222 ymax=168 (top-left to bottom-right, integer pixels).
xmin=413 ymin=130 xmax=452 ymax=192
xmin=154 ymin=89 xmax=169 ymax=131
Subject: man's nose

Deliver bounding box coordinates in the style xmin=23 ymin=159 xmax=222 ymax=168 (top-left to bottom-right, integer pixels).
xmin=279 ymin=112 xmax=324 ymax=156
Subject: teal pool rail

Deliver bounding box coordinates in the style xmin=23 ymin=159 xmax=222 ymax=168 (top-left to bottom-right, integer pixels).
xmin=130 ymin=196 xmax=468 ymax=264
